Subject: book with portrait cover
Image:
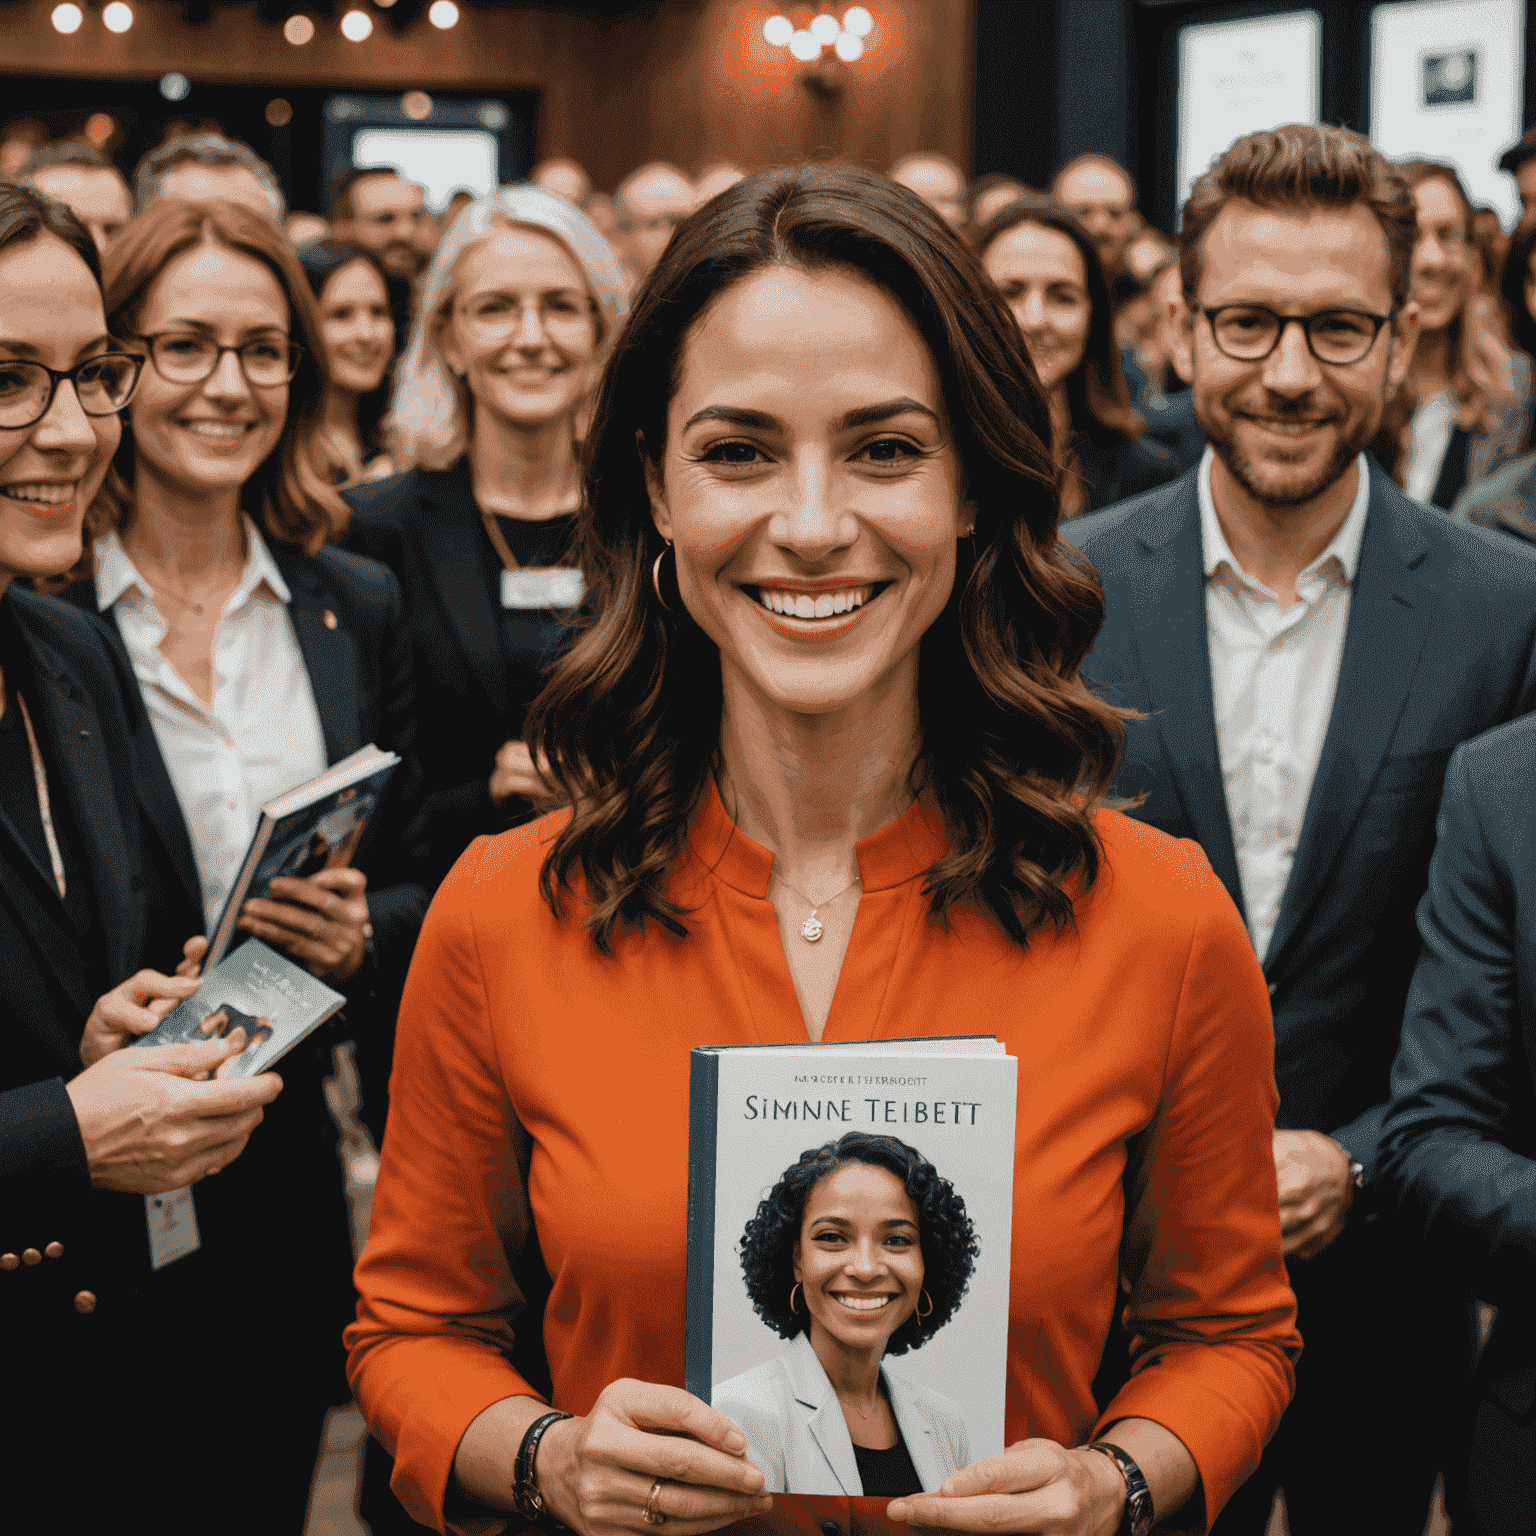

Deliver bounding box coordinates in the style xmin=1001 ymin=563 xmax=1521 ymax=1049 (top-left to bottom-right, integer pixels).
xmin=686 ymin=1038 xmax=1017 ymax=1496
xmin=202 ymin=744 xmax=399 ymax=971
xmin=130 ymin=938 xmax=345 ymax=1079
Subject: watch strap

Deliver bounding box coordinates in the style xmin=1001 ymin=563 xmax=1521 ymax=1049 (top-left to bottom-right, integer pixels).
xmin=513 ymin=1409 xmax=573 ymax=1522
xmin=1088 ymin=1441 xmax=1154 ymax=1536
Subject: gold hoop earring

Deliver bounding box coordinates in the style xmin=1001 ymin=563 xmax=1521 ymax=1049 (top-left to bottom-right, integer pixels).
xmin=651 ymin=540 xmax=675 ymax=612
xmin=916 ymin=1288 xmax=933 ymax=1321
xmin=789 ymin=1283 xmax=802 ymax=1316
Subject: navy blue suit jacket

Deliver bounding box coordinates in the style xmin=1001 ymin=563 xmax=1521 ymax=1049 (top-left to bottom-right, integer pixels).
xmin=1379 ymin=716 xmax=1536 ymax=1414
xmin=1063 ymin=461 xmax=1536 ymax=1180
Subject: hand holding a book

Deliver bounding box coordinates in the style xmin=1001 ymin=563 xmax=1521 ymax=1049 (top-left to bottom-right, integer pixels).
xmin=239 ymin=867 xmax=373 ymax=982
xmin=887 ymin=1420 xmax=1197 ymax=1536
xmin=65 ymin=1030 xmax=282 ymax=1194
xmin=454 ymin=1380 xmax=772 ymax=1535
xmin=79 ymin=965 xmax=205 ymax=1067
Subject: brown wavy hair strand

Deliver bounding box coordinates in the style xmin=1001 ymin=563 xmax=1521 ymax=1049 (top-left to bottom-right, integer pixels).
xmin=526 ymin=163 xmax=1127 ymax=955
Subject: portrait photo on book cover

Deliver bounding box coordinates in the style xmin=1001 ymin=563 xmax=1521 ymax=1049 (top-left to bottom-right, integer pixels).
xmin=264 ymin=790 xmax=377 ymax=883
xmin=711 ymin=1131 xmax=988 ymax=1498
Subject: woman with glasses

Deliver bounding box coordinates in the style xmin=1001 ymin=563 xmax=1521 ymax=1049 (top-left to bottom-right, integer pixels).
xmin=344 ymin=185 xmax=627 ymax=885
xmin=1375 ymin=161 xmax=1532 ymax=509
xmin=298 ymin=238 xmax=397 ymax=488
xmin=0 ymin=184 xmax=285 ymax=1530
xmin=55 ymin=196 xmax=430 ymax=1535
xmin=974 ymin=193 xmax=1178 ymax=518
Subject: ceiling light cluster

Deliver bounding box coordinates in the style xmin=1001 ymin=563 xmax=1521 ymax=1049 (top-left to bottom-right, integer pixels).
xmin=764 ymin=6 xmax=872 ymax=64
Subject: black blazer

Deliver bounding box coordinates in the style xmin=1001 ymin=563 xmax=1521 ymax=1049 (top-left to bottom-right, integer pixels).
xmin=1378 ymin=717 xmax=1536 ymax=1502
xmin=343 ymin=459 xmax=570 ymax=884
xmin=1064 ymin=460 xmax=1536 ymax=1180
xmin=0 ymin=584 xmax=202 ymax=1326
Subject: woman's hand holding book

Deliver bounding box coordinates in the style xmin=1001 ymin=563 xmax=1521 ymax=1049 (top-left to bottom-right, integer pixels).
xmin=238 ymin=867 xmax=372 ymax=982
xmin=453 ymin=1380 xmax=773 ymax=1535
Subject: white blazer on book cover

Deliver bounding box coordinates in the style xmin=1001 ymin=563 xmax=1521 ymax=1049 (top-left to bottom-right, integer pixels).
xmin=712 ymin=1330 xmax=971 ymax=1495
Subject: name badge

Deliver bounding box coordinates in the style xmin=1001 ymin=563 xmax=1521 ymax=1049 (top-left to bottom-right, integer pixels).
xmin=501 ymin=567 xmax=584 ymax=610
xmin=146 ymin=1187 xmax=201 ymax=1271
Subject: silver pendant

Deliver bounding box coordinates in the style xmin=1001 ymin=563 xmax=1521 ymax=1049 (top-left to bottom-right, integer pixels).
xmin=800 ymin=913 xmax=824 ymax=942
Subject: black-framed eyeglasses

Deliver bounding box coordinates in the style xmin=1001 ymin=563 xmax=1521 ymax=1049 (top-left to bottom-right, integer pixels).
xmin=0 ymin=352 xmax=145 ymax=431
xmin=1198 ymin=303 xmax=1394 ymax=366
xmin=132 ymin=332 xmax=304 ymax=388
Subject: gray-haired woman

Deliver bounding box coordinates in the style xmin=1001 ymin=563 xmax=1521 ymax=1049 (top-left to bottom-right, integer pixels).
xmin=343 ymin=184 xmax=627 ymax=884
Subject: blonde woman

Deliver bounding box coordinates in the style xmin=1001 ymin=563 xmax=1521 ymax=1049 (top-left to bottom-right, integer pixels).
xmin=344 ymin=184 xmax=627 ymax=883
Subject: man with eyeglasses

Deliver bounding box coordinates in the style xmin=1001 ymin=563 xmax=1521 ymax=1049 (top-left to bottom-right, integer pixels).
xmin=1064 ymin=124 xmax=1536 ymax=1536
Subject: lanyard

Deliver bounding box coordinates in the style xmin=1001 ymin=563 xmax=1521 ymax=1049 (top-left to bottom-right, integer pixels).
xmin=481 ymin=510 xmax=525 ymax=575
xmin=15 ymin=692 xmax=67 ymax=900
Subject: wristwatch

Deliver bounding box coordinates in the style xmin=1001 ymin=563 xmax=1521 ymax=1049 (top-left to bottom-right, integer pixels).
xmin=1088 ymin=1441 xmax=1154 ymax=1536
xmin=512 ymin=1409 xmax=573 ymax=1525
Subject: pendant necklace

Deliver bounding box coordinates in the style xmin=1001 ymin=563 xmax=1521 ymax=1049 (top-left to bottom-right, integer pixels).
xmin=771 ymin=869 xmax=862 ymax=943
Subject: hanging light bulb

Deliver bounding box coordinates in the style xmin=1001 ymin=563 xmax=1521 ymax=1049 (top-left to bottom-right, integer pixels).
xmin=51 ymin=3 xmax=83 ymax=33
xmin=283 ymin=13 xmax=314 ymax=43
xmin=427 ymin=0 xmax=458 ymax=27
xmin=763 ymin=14 xmax=793 ymax=47
xmin=340 ymin=8 xmax=372 ymax=39
xmin=809 ymin=12 xmax=839 ymax=45
xmin=102 ymin=2 xmax=134 ymax=32
xmin=834 ymin=31 xmax=863 ymax=61
xmin=788 ymin=29 xmax=819 ymax=61
xmin=843 ymin=6 xmax=873 ymax=36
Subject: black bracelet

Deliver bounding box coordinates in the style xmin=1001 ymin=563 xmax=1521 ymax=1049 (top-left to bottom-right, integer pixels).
xmin=1088 ymin=1441 xmax=1154 ymax=1536
xmin=512 ymin=1409 xmax=573 ymax=1524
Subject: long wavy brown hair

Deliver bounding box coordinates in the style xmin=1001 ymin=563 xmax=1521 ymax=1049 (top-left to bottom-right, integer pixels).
xmin=85 ymin=198 xmax=344 ymax=555
xmin=527 ymin=163 xmax=1127 ymax=955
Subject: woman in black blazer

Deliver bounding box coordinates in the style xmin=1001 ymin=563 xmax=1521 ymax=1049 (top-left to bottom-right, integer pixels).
xmin=344 ymin=184 xmax=628 ymax=884
xmin=55 ymin=196 xmax=429 ymax=1534
xmin=0 ymin=184 xmax=283 ymax=1530
xmin=974 ymin=193 xmax=1178 ymax=518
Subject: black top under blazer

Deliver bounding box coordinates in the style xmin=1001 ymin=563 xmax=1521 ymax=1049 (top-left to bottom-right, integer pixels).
xmin=1063 ymin=459 xmax=1536 ymax=1183
xmin=343 ymin=459 xmax=578 ymax=886
xmin=0 ymin=584 xmax=203 ymax=1334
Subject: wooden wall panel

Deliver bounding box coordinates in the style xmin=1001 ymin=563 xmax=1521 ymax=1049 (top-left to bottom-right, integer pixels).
xmin=0 ymin=0 xmax=975 ymax=189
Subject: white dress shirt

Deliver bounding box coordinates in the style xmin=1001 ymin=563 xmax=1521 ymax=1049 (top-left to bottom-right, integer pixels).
xmin=1199 ymin=447 xmax=1370 ymax=962
xmin=95 ymin=522 xmax=329 ymax=934
xmin=1403 ymin=389 xmax=1456 ymax=504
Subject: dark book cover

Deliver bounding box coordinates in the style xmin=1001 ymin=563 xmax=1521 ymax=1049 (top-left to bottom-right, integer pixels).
xmin=203 ymin=745 xmax=398 ymax=971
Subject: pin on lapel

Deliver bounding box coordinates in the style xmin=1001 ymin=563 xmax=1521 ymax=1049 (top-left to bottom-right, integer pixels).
xmin=323 ymin=609 xmax=338 ymax=631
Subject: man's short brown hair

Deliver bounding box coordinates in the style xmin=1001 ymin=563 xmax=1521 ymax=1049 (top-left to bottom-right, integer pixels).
xmin=1179 ymin=124 xmax=1418 ymax=310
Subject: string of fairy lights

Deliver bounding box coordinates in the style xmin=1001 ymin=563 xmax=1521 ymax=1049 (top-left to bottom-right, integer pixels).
xmin=48 ymin=0 xmax=462 ymax=40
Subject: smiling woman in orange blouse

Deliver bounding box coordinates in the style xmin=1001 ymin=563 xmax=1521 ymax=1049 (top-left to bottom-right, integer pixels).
xmin=347 ymin=164 xmax=1300 ymax=1536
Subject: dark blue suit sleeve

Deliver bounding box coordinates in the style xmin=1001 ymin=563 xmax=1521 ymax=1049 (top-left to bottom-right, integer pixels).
xmin=1378 ymin=744 xmax=1536 ymax=1306
xmin=0 ymin=1077 xmax=89 ymax=1181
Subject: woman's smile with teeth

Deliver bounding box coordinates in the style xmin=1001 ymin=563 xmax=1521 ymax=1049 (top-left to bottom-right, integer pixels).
xmin=2 ymin=482 xmax=76 ymax=504
xmin=832 ymin=1292 xmax=894 ymax=1311
xmin=756 ymin=585 xmax=875 ymax=618
xmin=181 ymin=420 xmax=252 ymax=438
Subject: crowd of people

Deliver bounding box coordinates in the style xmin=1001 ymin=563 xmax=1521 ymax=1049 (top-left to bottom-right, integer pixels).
xmin=3 ymin=106 xmax=1536 ymax=1536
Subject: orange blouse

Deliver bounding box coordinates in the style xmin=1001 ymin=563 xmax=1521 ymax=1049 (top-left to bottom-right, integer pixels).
xmin=347 ymin=785 xmax=1300 ymax=1532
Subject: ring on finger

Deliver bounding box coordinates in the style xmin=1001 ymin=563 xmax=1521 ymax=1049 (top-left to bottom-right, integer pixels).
xmin=642 ymin=1479 xmax=667 ymax=1526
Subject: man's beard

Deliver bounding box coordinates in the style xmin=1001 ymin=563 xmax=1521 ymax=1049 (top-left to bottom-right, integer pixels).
xmin=1204 ymin=405 xmax=1363 ymax=508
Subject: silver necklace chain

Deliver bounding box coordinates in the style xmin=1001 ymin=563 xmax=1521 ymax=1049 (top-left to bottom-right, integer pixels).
xmin=770 ymin=869 xmax=862 ymax=943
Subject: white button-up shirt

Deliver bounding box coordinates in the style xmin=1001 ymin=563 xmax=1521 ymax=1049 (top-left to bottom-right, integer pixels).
xmin=1199 ymin=447 xmax=1370 ymax=963
xmin=95 ymin=522 xmax=329 ymax=934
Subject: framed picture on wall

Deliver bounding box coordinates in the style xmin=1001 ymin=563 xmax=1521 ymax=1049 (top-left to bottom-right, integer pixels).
xmin=1423 ymin=49 xmax=1478 ymax=108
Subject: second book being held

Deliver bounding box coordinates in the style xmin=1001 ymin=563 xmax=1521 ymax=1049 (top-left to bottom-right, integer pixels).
xmin=687 ymin=1038 xmax=1017 ymax=1498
